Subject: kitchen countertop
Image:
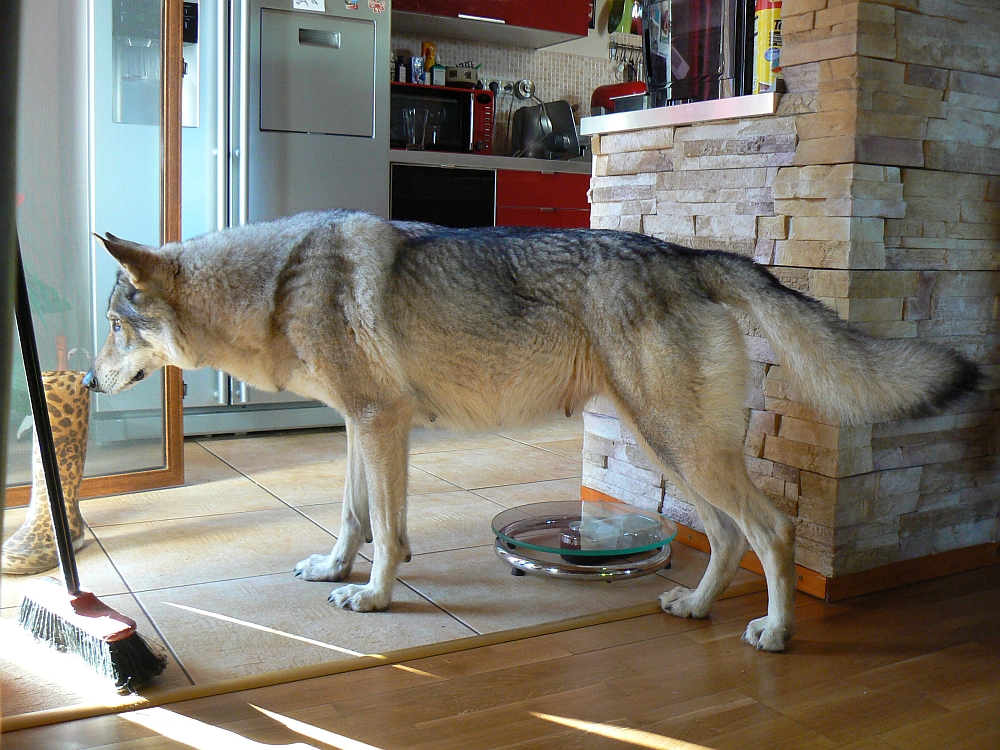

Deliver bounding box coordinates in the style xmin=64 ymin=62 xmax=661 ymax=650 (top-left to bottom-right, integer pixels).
xmin=390 ymin=148 xmax=592 ymax=174
xmin=580 ymin=92 xmax=781 ymax=136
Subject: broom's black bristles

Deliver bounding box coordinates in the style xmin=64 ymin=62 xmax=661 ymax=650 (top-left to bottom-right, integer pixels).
xmin=18 ymin=593 xmax=167 ymax=693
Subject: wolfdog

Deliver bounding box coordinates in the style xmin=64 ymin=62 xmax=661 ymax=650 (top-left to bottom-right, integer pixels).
xmin=86 ymin=210 xmax=978 ymax=652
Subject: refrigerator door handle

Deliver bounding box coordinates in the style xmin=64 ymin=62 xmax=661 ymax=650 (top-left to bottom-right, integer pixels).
xmin=230 ymin=0 xmax=250 ymax=227
xmin=216 ymin=370 xmax=228 ymax=405
xmin=238 ymin=380 xmax=249 ymax=404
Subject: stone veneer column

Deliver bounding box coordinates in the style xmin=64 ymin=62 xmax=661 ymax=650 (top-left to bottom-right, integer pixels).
xmin=584 ymin=0 xmax=1000 ymax=581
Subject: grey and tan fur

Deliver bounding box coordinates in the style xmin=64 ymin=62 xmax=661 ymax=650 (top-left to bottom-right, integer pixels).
xmin=86 ymin=210 xmax=979 ymax=652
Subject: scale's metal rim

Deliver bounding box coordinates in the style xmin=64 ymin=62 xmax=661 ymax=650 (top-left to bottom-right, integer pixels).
xmin=494 ymin=537 xmax=673 ymax=581
xmin=492 ymin=509 xmax=678 ymax=557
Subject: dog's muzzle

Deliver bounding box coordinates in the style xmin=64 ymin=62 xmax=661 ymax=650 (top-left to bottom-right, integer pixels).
xmin=130 ymin=370 xmax=145 ymax=384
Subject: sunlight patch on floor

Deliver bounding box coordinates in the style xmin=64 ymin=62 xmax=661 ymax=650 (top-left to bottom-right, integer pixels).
xmin=252 ymin=704 xmax=386 ymax=750
xmin=122 ymin=707 xmax=317 ymax=749
xmin=0 ymin=617 xmax=146 ymax=712
xmin=531 ymin=711 xmax=717 ymax=750
xmin=162 ymin=602 xmax=437 ymax=677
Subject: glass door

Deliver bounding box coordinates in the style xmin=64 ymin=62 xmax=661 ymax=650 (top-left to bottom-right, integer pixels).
xmin=6 ymin=0 xmax=184 ymax=505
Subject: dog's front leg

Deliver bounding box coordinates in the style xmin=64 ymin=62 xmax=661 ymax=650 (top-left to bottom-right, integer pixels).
xmin=295 ymin=418 xmax=371 ymax=582
xmin=328 ymin=404 xmax=412 ymax=612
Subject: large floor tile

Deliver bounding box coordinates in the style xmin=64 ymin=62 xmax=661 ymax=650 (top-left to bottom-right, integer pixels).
xmin=183 ymin=440 xmax=244 ymax=486
xmin=249 ymin=461 xmax=458 ymax=508
xmin=1 ymin=508 xmax=129 ymax=610
xmin=409 ymin=428 xmax=514 ymax=455
xmin=410 ymin=443 xmax=581 ymax=490
xmin=398 ymin=545 xmax=678 ymax=634
xmin=0 ymin=591 xmax=191 ymax=716
xmin=138 ymin=568 xmax=473 ymax=683
xmin=81 ymin=476 xmax=287 ymax=528
xmin=497 ymin=414 xmax=584 ymax=444
xmin=92 ymin=508 xmax=337 ymax=592
xmin=530 ymin=437 xmax=584 ymax=460
xmin=198 ymin=428 xmax=347 ymax=473
xmin=472 ymin=477 xmax=583 ymax=508
xmin=299 ymin=489 xmax=507 ymax=558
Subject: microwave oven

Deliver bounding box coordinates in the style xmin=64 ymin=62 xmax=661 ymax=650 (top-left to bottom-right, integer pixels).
xmin=390 ymin=82 xmax=494 ymax=154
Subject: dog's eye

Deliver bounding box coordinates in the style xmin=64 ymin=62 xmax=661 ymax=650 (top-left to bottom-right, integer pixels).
xmin=111 ymin=319 xmax=122 ymax=333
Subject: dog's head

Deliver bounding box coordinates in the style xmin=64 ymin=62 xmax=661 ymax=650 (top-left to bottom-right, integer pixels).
xmin=84 ymin=234 xmax=183 ymax=395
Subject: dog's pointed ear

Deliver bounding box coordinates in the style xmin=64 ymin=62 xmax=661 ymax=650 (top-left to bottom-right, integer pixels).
xmin=95 ymin=233 xmax=176 ymax=292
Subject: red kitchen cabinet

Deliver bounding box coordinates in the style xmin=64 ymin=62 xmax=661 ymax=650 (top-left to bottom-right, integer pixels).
xmin=394 ymin=0 xmax=591 ymax=37
xmin=495 ymin=170 xmax=590 ymax=229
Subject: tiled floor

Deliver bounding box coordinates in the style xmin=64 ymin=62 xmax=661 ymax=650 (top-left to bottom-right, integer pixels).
xmin=0 ymin=415 xmax=764 ymax=717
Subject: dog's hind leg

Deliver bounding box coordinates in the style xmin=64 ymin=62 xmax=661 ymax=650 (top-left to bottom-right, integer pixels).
xmin=683 ymin=457 xmax=797 ymax=651
xmin=328 ymin=401 xmax=413 ymax=612
xmin=658 ymin=489 xmax=748 ymax=618
xmin=294 ymin=418 xmax=372 ymax=583
xmin=600 ymin=307 xmax=795 ymax=651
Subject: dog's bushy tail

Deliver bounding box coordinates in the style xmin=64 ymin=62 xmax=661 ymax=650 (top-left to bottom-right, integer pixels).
xmin=692 ymin=251 xmax=980 ymax=425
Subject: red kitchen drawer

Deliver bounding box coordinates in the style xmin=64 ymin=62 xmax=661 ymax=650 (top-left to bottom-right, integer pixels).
xmin=496 ymin=170 xmax=590 ymax=210
xmin=496 ymin=206 xmax=590 ymax=229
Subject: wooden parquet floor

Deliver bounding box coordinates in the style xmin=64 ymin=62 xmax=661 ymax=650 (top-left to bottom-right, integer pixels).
xmin=5 ymin=564 xmax=1000 ymax=750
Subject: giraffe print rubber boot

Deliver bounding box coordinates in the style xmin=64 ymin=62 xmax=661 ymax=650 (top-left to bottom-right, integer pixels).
xmin=3 ymin=371 xmax=90 ymax=575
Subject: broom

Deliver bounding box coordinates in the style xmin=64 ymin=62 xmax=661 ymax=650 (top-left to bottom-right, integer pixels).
xmin=13 ymin=244 xmax=167 ymax=692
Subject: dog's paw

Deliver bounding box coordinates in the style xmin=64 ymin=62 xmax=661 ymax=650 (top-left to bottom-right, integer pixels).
xmin=658 ymin=586 xmax=710 ymax=619
xmin=741 ymin=616 xmax=792 ymax=652
xmin=328 ymin=583 xmax=390 ymax=612
xmin=294 ymin=553 xmax=352 ymax=582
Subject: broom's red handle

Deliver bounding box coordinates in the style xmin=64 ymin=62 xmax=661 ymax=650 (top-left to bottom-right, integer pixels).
xmin=14 ymin=243 xmax=82 ymax=594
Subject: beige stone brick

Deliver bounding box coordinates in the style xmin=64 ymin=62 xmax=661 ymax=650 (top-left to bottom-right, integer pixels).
xmin=783 ymin=12 xmax=816 ymax=35
xmin=765 ymin=396 xmax=836 ymax=424
xmin=810 ymin=269 xmax=851 ymax=297
xmin=870 ymin=92 xmax=946 ymax=119
xmin=855 ymin=136 xmax=924 ymax=168
xmin=843 ymin=271 xmax=920 ymax=298
xmin=783 ymin=33 xmax=858 ymax=68
xmin=904 ymin=63 xmax=948 ymax=90
xmin=818 ymin=56 xmax=860 ymax=84
xmin=902 ymin=169 xmax=990 ymax=200
xmin=800 ymin=470 xmax=837 ymax=502
xmin=796 ymin=110 xmax=857 ymax=141
xmin=793 ymin=135 xmax=857 ymax=165
xmin=757 ymin=214 xmax=789 ymax=240
xmin=773 ymin=175 xmax=854 ymax=201
xmin=695 ymin=214 xmax=758 ymax=239
xmin=790 ymin=215 xmax=853 ymax=241
xmin=745 ymin=430 xmax=766 ymax=458
xmin=779 ymin=416 xmax=841 ymax=450
xmin=840 ymin=296 xmax=903 ymax=322
xmin=857 ymin=111 xmax=927 ymax=141
xmin=925 ymin=141 xmax=1000 ymax=177
xmin=749 ymin=410 xmax=781 ymax=436
xmin=774 ymin=239 xmax=851 ymax=268
xmin=857 ymin=33 xmax=897 ymax=61
xmin=784 ymin=0 xmax=829 ymax=15
xmin=857 ymin=2 xmax=897 ymax=25
xmin=604 ymin=150 xmax=675 ymax=177
xmin=642 ymin=213 xmax=694 ymax=237
xmin=764 ymin=435 xmax=839 ymax=475
xmin=600 ymin=126 xmax=675 ymax=154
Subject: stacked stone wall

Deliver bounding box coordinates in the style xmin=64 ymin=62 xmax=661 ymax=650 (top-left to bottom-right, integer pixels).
xmin=584 ymin=0 xmax=1000 ymax=579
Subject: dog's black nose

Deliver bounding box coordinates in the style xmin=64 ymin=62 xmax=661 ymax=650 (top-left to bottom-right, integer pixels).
xmin=82 ymin=369 xmax=99 ymax=392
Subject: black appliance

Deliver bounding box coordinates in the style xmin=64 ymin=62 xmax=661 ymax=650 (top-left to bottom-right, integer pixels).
xmin=511 ymin=100 xmax=581 ymax=160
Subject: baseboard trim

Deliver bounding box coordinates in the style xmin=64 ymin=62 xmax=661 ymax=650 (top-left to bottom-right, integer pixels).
xmin=580 ymin=485 xmax=1000 ymax=602
xmin=825 ymin=542 xmax=1000 ymax=602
